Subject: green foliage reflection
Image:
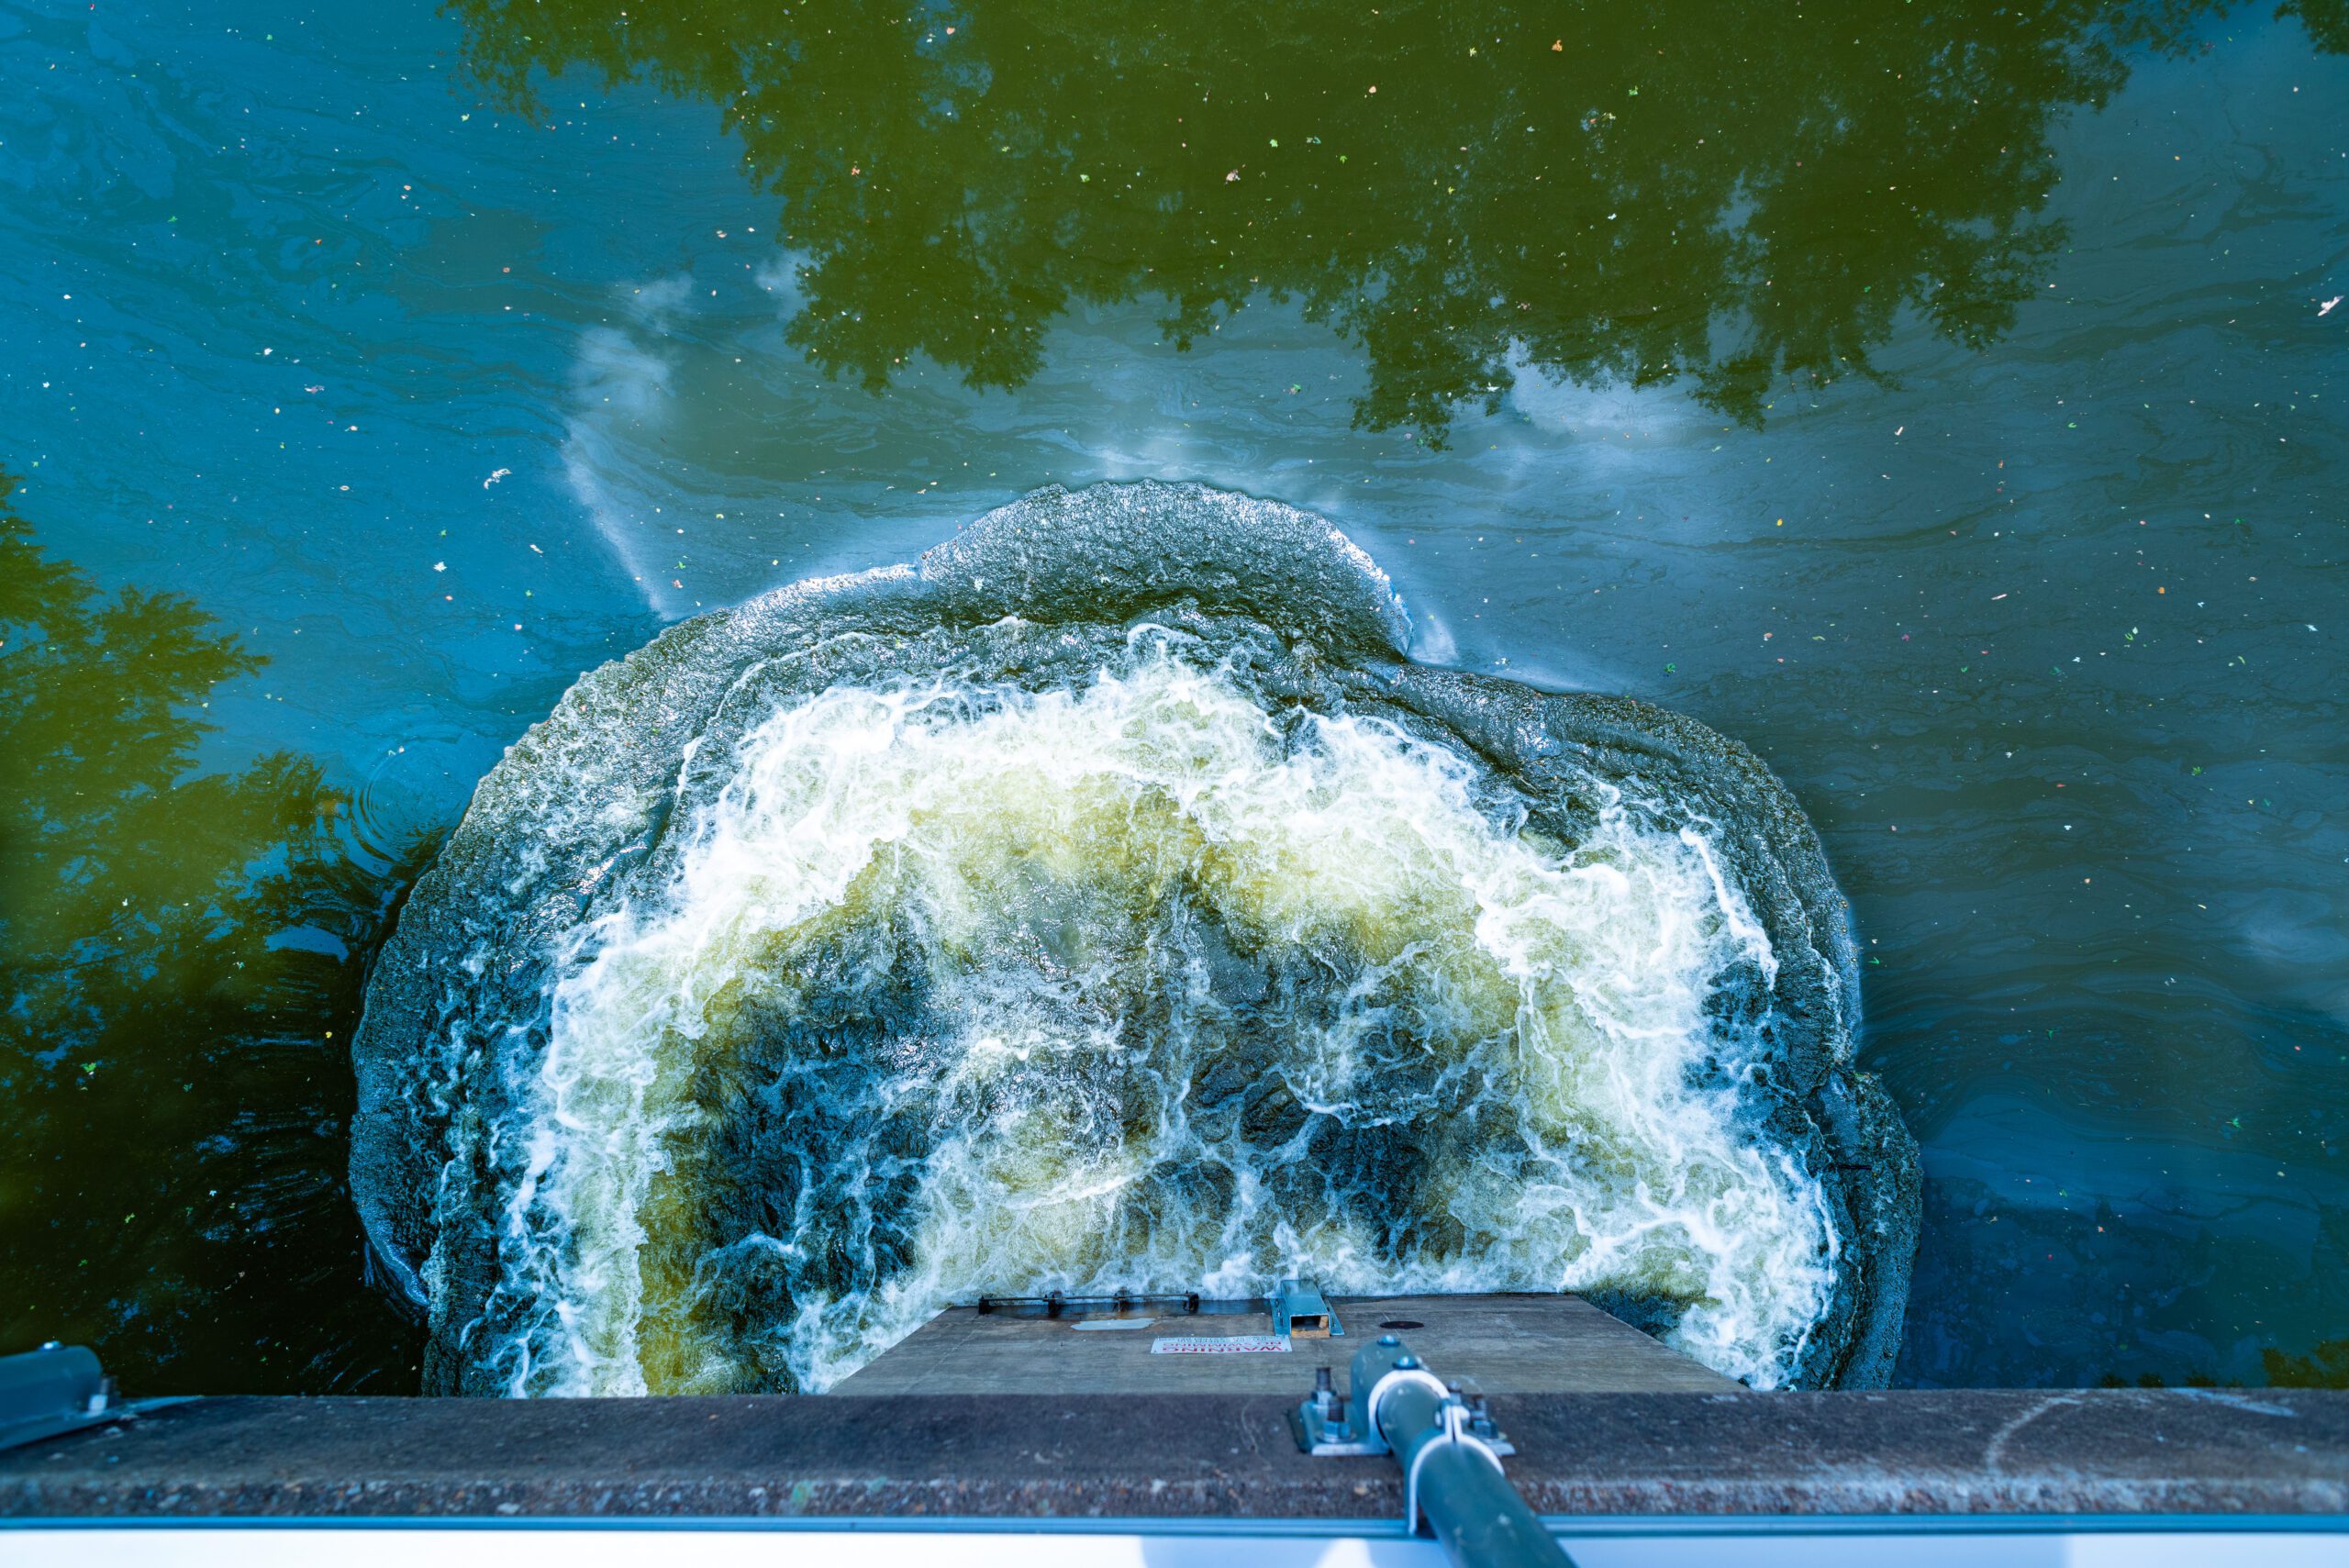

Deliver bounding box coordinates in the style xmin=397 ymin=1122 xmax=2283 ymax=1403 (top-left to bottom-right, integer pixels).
xmin=448 ymin=0 xmax=2341 ymax=444
xmin=2265 ymin=1338 xmax=2349 ymax=1388
xmin=0 ymin=472 xmax=428 ymax=1391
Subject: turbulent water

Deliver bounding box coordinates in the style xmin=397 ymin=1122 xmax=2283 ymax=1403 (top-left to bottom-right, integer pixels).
xmin=351 ymin=483 xmax=1918 ymax=1395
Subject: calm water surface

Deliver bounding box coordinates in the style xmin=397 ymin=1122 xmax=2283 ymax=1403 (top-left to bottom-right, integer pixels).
xmin=3 ymin=0 xmax=2345 ymax=1392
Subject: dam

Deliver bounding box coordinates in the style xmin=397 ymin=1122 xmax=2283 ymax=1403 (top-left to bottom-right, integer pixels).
xmin=5 ymin=488 xmax=2341 ymax=1566
xmin=6 ymin=5 xmax=2348 ymax=1562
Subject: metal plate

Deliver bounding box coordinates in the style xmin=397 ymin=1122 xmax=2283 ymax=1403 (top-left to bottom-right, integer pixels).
xmin=1151 ymin=1336 xmax=1292 ymax=1355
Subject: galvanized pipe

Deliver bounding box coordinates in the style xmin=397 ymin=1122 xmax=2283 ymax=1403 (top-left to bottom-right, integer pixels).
xmin=1375 ymin=1376 xmax=1575 ymax=1568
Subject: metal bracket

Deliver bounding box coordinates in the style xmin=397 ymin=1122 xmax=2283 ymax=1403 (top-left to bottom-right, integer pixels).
xmin=0 ymin=1343 xmax=117 ymax=1455
xmin=978 ymin=1279 xmax=1343 ymax=1337
xmin=1297 ymin=1334 xmax=1567 ymax=1565
xmin=1292 ymin=1332 xmax=1512 ymax=1463
xmin=1401 ymin=1391 xmax=1510 ymax=1533
xmin=1272 ymin=1277 xmax=1343 ymax=1340
xmin=1291 ymin=1361 xmax=1384 ymax=1454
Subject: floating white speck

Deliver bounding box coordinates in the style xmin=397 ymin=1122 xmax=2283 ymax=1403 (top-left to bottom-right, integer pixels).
xmin=433 ymin=562 xmax=447 ymax=572
xmin=484 ymin=467 xmax=512 ymax=489
xmin=2321 ymin=296 xmax=2341 ymax=317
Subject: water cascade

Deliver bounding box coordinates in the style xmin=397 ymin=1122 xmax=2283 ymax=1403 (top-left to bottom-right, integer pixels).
xmin=351 ymin=483 xmax=1918 ymax=1396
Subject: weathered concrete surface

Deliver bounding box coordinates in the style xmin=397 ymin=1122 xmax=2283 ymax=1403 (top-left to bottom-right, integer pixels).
xmin=2 ymin=1390 xmax=2343 ymax=1519
xmin=832 ymin=1296 xmax=1739 ymax=1396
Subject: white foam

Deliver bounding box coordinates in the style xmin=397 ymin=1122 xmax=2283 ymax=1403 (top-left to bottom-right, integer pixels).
xmin=503 ymin=649 xmax=1838 ymax=1394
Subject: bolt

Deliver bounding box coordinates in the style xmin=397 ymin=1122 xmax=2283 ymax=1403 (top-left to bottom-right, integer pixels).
xmin=1316 ymin=1366 xmax=1333 ymax=1393
xmin=1378 ymin=1333 xmax=1401 ymax=1347
xmin=1396 ymin=1353 xmax=1420 ymax=1370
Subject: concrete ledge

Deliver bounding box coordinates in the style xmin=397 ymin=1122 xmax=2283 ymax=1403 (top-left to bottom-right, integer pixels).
xmin=2 ymin=1391 xmax=2343 ymax=1520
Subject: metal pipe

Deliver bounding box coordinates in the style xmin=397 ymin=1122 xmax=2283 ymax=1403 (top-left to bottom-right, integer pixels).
xmin=1375 ymin=1376 xmax=1575 ymax=1568
xmin=0 ymin=1343 xmax=114 ymax=1454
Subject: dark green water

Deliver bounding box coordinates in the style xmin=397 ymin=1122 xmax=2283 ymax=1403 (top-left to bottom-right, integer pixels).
xmin=2 ymin=0 xmax=2345 ymax=1393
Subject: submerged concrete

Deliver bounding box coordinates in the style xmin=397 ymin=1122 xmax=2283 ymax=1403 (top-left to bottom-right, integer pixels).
xmin=3 ymin=1389 xmax=2343 ymax=1519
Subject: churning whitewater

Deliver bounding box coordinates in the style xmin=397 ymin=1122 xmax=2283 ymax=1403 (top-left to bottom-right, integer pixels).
xmin=351 ymin=483 xmax=1919 ymax=1396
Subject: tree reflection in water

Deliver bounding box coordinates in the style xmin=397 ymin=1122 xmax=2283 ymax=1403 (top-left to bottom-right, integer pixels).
xmin=449 ymin=0 xmax=2345 ymax=445
xmin=0 ymin=471 xmax=429 ymax=1392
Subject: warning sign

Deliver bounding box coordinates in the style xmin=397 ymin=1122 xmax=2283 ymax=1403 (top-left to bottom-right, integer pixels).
xmin=1150 ymin=1335 xmax=1292 ymax=1355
